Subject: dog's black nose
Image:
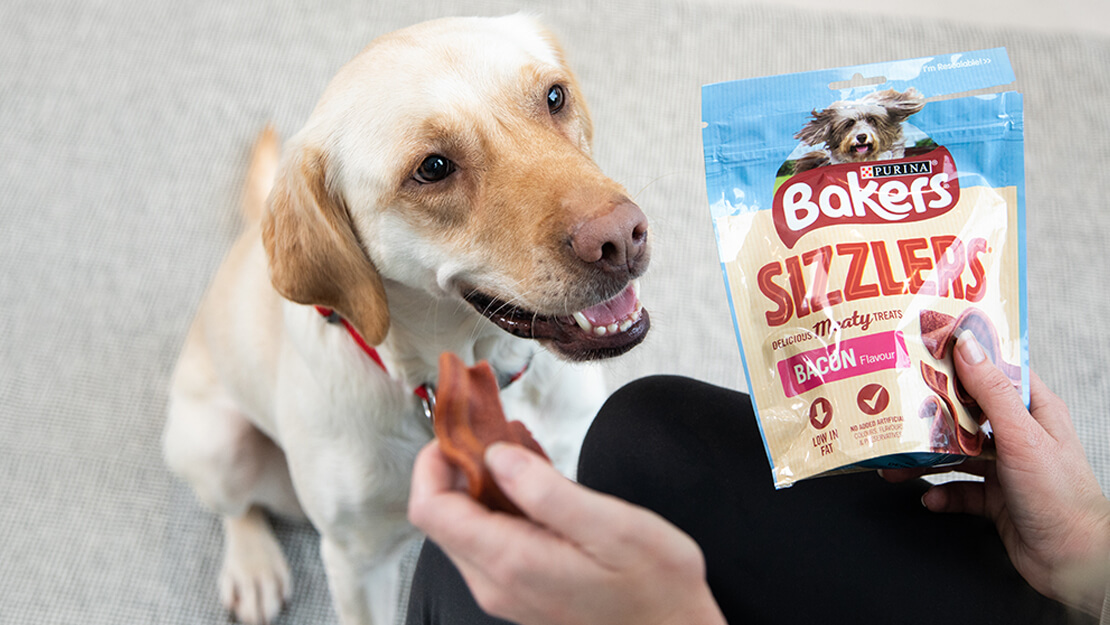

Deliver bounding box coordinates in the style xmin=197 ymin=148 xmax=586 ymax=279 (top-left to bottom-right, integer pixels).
xmin=856 ymin=134 xmax=869 ymax=143
xmin=571 ymin=200 xmax=649 ymax=274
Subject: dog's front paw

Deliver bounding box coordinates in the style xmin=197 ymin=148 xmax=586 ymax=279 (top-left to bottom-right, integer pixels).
xmin=219 ymin=510 xmax=292 ymax=625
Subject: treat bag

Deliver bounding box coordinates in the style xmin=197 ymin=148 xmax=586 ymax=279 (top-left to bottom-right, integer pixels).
xmin=702 ymin=49 xmax=1027 ymax=488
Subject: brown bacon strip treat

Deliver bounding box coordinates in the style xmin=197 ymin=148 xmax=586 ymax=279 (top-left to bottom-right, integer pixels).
xmin=920 ymin=309 xmax=1020 ymax=382
xmin=920 ymin=361 xmax=983 ymax=456
xmin=433 ymin=351 xmax=549 ymax=516
xmin=956 ymin=419 xmax=984 ymax=456
xmin=919 ymin=359 xmax=950 ymax=398
xmin=918 ymin=395 xmax=959 ymax=454
xmin=920 ymin=309 xmax=957 ymax=359
xmin=920 ymin=307 xmax=1020 ymax=421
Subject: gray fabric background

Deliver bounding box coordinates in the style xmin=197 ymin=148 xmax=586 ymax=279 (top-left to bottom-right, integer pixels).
xmin=1 ymin=0 xmax=1106 ymax=623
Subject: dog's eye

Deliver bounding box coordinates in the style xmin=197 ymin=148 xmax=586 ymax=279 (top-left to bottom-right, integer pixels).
xmin=415 ymin=155 xmax=455 ymax=184
xmin=546 ymin=84 xmax=566 ymax=114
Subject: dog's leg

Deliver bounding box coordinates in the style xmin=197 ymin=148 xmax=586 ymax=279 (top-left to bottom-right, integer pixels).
xmin=165 ymin=326 xmax=301 ymax=624
xmin=321 ymin=537 xmax=375 ymax=625
xmin=317 ymin=532 xmax=418 ymax=625
xmin=219 ymin=506 xmax=292 ymax=625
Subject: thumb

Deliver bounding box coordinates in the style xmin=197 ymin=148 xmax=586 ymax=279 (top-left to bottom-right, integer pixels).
xmin=484 ymin=443 xmax=585 ymax=528
xmin=952 ymin=330 xmax=1045 ymax=457
xmin=484 ymin=443 xmax=651 ymax=560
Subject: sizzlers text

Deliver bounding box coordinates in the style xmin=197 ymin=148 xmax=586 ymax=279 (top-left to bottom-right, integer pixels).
xmin=761 ymin=148 xmax=987 ymax=328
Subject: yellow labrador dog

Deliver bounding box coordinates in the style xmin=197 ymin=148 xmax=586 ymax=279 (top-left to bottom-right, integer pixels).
xmin=164 ymin=14 xmax=650 ymax=625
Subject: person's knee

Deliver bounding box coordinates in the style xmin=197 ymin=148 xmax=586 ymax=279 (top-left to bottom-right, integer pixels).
xmin=596 ymin=375 xmax=705 ymax=423
xmin=593 ymin=375 xmax=746 ymax=437
xmin=579 ymin=375 xmax=761 ymax=486
xmin=583 ymin=376 xmax=728 ymax=470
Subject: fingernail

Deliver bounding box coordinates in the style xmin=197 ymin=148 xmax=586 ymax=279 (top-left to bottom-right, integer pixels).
xmin=956 ymin=329 xmax=986 ymax=365
xmin=485 ymin=443 xmax=527 ymax=479
xmin=921 ymin=488 xmax=941 ymax=511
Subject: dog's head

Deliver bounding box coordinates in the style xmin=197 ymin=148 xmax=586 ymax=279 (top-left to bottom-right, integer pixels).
xmin=794 ymin=87 xmax=924 ymax=162
xmin=262 ymin=15 xmax=649 ymax=361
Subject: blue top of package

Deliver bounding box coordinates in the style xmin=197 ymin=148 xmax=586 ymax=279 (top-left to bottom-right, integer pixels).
xmin=702 ymin=48 xmax=1021 ymax=218
xmin=703 ymin=48 xmax=1014 ymax=115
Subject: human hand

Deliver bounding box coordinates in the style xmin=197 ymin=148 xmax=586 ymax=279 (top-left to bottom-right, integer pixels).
xmin=408 ymin=440 xmax=727 ymax=625
xmin=884 ymin=330 xmax=1110 ymax=615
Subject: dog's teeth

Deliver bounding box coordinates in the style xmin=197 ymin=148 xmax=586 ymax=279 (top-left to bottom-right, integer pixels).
xmin=572 ymin=312 xmax=593 ymax=332
xmin=573 ymin=283 xmax=644 ymax=337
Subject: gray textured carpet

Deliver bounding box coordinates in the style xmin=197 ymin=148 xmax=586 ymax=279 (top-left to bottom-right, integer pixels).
xmin=2 ymin=0 xmax=1107 ymax=623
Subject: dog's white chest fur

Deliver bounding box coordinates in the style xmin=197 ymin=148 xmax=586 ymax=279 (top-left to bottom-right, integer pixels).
xmin=164 ymin=14 xmax=648 ymax=625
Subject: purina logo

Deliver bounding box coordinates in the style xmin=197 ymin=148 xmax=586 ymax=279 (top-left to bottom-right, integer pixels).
xmin=859 ymin=160 xmax=933 ymax=180
xmin=772 ymin=147 xmax=960 ymax=249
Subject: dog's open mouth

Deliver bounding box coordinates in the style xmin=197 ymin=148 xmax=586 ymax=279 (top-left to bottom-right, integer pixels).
xmin=463 ymin=281 xmax=649 ymax=361
xmin=852 ymin=142 xmax=873 ymax=155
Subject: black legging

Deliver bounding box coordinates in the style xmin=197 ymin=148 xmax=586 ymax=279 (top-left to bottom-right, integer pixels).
xmin=405 ymin=376 xmax=1091 ymax=624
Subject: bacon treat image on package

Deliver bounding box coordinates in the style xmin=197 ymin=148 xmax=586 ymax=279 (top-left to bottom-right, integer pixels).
xmin=433 ymin=351 xmax=550 ymax=515
xmin=702 ymin=49 xmax=1028 ymax=488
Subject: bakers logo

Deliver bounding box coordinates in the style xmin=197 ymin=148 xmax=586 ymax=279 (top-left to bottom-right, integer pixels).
xmin=773 ymin=147 xmax=960 ymax=249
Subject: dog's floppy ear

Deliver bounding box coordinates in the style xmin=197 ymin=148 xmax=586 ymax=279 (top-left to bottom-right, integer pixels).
xmin=794 ymin=108 xmax=837 ymax=146
xmin=262 ymin=145 xmax=390 ymax=345
xmin=872 ymin=87 xmax=925 ymax=122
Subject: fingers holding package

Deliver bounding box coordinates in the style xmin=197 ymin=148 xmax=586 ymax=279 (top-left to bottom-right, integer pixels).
xmin=907 ymin=330 xmax=1110 ymax=614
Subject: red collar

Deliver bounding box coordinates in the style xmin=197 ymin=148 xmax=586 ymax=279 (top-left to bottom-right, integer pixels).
xmin=314 ymin=306 xmax=528 ymax=417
